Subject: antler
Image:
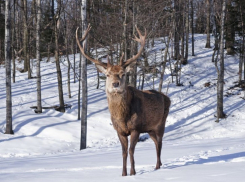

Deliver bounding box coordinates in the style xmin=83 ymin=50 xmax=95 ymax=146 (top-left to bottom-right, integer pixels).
xmin=76 ymin=24 xmax=106 ymax=68
xmin=121 ymin=26 xmax=146 ymax=68
xmin=119 ymin=52 xmax=125 ymax=66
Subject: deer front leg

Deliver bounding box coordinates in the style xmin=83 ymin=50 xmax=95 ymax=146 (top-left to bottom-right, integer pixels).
xmin=129 ymin=131 xmax=140 ymax=175
xmin=118 ymin=134 xmax=128 ymax=176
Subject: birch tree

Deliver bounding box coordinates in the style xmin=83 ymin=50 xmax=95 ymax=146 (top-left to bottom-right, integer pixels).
xmin=54 ymin=0 xmax=65 ymax=113
xmin=36 ymin=0 xmax=42 ymax=113
xmin=5 ymin=0 xmax=14 ymax=134
xmin=215 ymin=0 xmax=227 ymax=122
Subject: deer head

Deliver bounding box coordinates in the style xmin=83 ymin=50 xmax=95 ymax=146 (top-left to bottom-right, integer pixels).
xmin=76 ymin=24 xmax=146 ymax=94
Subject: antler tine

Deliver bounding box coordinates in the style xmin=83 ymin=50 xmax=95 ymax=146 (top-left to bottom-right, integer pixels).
xmin=119 ymin=52 xmax=125 ymax=66
xmin=80 ymin=24 xmax=92 ymax=42
xmin=135 ymin=25 xmax=142 ymax=37
xmin=107 ymin=55 xmax=113 ymax=66
xmin=133 ymin=26 xmax=146 ymax=43
xmin=123 ymin=26 xmax=146 ymax=68
xmin=76 ymin=24 xmax=106 ymax=68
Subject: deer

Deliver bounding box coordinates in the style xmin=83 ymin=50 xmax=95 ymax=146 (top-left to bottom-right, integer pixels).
xmin=76 ymin=24 xmax=171 ymax=176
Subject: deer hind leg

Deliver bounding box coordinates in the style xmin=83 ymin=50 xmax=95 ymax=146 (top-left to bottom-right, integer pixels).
xmin=118 ymin=134 xmax=128 ymax=176
xmin=149 ymin=131 xmax=163 ymax=169
xmin=129 ymin=131 xmax=140 ymax=175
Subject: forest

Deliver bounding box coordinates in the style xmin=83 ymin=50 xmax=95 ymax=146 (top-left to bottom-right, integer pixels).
xmin=1 ymin=0 xmax=245 ymax=142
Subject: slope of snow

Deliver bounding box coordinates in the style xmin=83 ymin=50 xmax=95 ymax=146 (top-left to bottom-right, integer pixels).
xmin=0 ymin=34 xmax=245 ymax=181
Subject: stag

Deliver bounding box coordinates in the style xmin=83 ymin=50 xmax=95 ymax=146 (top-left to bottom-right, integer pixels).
xmin=76 ymin=25 xmax=171 ymax=176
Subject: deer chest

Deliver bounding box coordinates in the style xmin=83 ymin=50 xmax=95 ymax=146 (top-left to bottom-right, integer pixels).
xmin=111 ymin=113 xmax=142 ymax=136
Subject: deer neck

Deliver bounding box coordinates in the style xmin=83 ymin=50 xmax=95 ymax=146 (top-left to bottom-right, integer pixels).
xmin=107 ymin=90 xmax=129 ymax=121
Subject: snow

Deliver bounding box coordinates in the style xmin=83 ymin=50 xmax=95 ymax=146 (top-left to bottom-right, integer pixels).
xmin=0 ymin=34 xmax=245 ymax=181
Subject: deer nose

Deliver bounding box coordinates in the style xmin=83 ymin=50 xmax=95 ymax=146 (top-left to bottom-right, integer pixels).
xmin=112 ymin=82 xmax=120 ymax=88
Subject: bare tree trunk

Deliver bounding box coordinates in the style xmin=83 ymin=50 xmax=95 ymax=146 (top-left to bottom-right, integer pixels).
xmin=205 ymin=0 xmax=211 ymax=48
xmin=67 ymin=55 xmax=71 ymax=98
xmin=65 ymin=15 xmax=71 ymax=99
xmin=51 ymin=0 xmax=54 ymax=18
xmin=21 ymin=0 xmax=31 ymax=78
xmin=123 ymin=0 xmax=128 ymax=61
xmin=80 ymin=0 xmax=88 ymax=150
xmin=12 ymin=0 xmax=16 ymax=83
xmin=190 ymin=0 xmax=195 ymax=56
xmin=158 ymin=35 xmax=170 ymax=92
xmin=174 ymin=0 xmax=180 ymax=60
xmin=129 ymin=0 xmax=137 ymax=87
xmin=78 ymin=53 xmax=81 ymax=120
xmin=55 ymin=0 xmax=65 ymax=113
xmin=36 ymin=0 xmax=42 ymax=113
xmin=95 ymin=46 xmax=100 ymax=89
xmin=5 ymin=0 xmax=14 ymax=135
xmin=181 ymin=27 xmax=185 ymax=62
xmin=238 ymin=0 xmax=245 ymax=83
xmin=212 ymin=1 xmax=219 ymax=53
xmin=225 ymin=0 xmax=235 ymax=55
xmin=216 ymin=0 xmax=227 ymax=122
xmin=185 ymin=0 xmax=189 ymax=61
xmin=73 ymin=41 xmax=76 ymax=83
xmin=21 ymin=0 xmax=27 ymax=72
xmin=74 ymin=0 xmax=78 ymax=84
xmin=180 ymin=2 xmax=185 ymax=63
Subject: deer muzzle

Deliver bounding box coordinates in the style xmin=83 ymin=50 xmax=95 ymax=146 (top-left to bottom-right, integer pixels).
xmin=112 ymin=82 xmax=120 ymax=88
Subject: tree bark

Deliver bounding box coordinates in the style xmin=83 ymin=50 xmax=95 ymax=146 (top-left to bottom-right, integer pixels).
xmin=225 ymin=0 xmax=235 ymax=55
xmin=123 ymin=0 xmax=128 ymax=61
xmin=216 ymin=0 xmax=227 ymax=121
xmin=190 ymin=0 xmax=195 ymax=56
xmin=5 ymin=0 xmax=14 ymax=135
xmin=64 ymin=12 xmax=71 ymax=99
xmin=78 ymin=53 xmax=81 ymax=120
xmin=158 ymin=35 xmax=170 ymax=92
xmin=21 ymin=0 xmax=31 ymax=78
xmin=129 ymin=0 xmax=137 ymax=87
xmin=238 ymin=0 xmax=245 ymax=83
xmin=205 ymin=0 xmax=211 ymax=48
xmin=55 ymin=0 xmax=65 ymax=113
xmin=12 ymin=0 xmax=16 ymax=83
xmin=36 ymin=0 xmax=42 ymax=113
xmin=80 ymin=0 xmax=88 ymax=150
xmin=185 ymin=0 xmax=189 ymax=61
xmin=174 ymin=0 xmax=180 ymax=60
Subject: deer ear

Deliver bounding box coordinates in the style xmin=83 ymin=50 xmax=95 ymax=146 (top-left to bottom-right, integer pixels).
xmin=95 ymin=64 xmax=107 ymax=74
xmin=125 ymin=60 xmax=137 ymax=73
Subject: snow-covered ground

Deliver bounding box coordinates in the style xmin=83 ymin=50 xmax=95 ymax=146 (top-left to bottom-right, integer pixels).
xmin=0 ymin=34 xmax=245 ymax=181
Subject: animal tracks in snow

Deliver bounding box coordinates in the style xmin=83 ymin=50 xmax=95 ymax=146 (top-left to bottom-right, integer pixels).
xmin=163 ymin=144 xmax=245 ymax=169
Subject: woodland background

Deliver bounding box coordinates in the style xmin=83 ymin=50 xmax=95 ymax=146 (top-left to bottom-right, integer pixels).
xmin=1 ymin=0 xmax=245 ymax=135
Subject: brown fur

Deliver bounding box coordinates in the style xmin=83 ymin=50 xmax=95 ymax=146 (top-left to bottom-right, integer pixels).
xmin=107 ymin=84 xmax=171 ymax=176
xmin=76 ymin=26 xmax=170 ymax=176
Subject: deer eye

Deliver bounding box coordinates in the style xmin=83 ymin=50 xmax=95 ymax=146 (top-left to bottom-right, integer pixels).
xmin=106 ymin=74 xmax=110 ymax=77
xmin=119 ymin=74 xmax=125 ymax=78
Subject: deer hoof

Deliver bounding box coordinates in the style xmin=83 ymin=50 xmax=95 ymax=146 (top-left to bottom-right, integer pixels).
xmin=122 ymin=171 xmax=127 ymax=176
xmin=130 ymin=169 xmax=136 ymax=176
xmin=155 ymin=161 xmax=162 ymax=170
xmin=155 ymin=166 xmax=160 ymax=170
